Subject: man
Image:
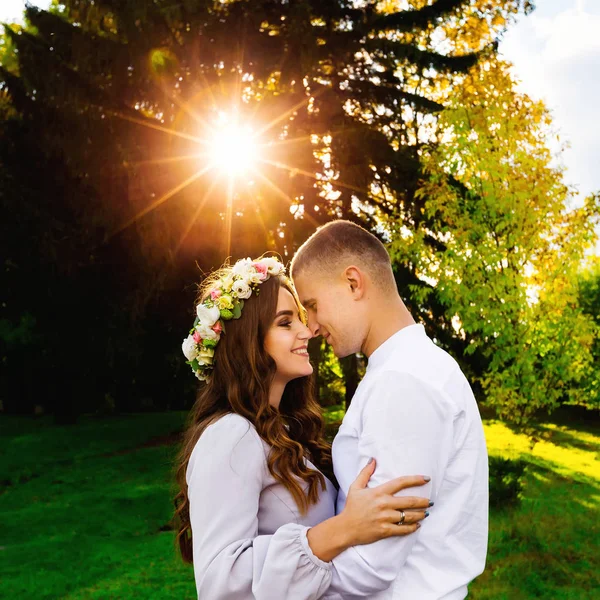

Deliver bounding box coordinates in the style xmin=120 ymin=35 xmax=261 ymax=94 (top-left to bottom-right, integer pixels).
xmin=290 ymin=220 xmax=488 ymax=600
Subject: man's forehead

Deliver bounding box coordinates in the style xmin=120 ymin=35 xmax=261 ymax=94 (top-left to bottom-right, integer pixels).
xmin=293 ymin=271 xmax=330 ymax=303
xmin=292 ymin=276 xmax=314 ymax=304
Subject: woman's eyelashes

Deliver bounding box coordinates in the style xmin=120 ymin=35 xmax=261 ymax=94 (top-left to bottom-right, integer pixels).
xmin=278 ymin=312 xmax=301 ymax=328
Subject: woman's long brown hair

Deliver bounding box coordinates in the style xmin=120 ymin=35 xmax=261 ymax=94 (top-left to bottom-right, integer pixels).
xmin=173 ymin=269 xmax=333 ymax=564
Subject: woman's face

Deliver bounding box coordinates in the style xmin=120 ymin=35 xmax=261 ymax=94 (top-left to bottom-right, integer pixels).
xmin=264 ymin=286 xmax=313 ymax=384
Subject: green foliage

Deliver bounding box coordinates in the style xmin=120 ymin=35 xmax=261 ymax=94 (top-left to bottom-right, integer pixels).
xmin=0 ymin=312 xmax=37 ymax=347
xmin=390 ymin=58 xmax=600 ymax=428
xmin=579 ymin=257 xmax=600 ymax=322
xmin=232 ymin=301 xmax=243 ymax=319
xmin=488 ymin=456 xmax=526 ymax=508
xmin=0 ymin=22 xmax=21 ymax=74
xmin=577 ymin=257 xmax=600 ymax=408
xmin=317 ymin=339 xmax=345 ymax=406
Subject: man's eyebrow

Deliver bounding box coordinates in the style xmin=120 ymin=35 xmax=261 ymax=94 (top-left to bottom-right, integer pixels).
xmin=275 ymin=310 xmax=294 ymax=318
xmin=302 ymin=298 xmax=316 ymax=307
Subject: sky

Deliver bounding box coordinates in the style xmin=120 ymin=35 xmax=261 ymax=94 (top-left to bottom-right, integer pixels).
xmin=499 ymin=0 xmax=600 ymax=200
xmin=1 ymin=0 xmax=599 ymax=200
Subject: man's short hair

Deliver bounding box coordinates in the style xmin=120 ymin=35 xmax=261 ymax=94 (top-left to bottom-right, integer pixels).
xmin=290 ymin=220 xmax=396 ymax=291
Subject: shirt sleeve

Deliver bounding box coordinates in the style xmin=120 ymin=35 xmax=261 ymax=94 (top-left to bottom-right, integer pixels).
xmin=187 ymin=414 xmax=333 ymax=600
xmin=325 ymin=371 xmax=455 ymax=599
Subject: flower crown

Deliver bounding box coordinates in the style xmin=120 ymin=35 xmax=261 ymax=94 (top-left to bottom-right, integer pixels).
xmin=182 ymin=256 xmax=286 ymax=381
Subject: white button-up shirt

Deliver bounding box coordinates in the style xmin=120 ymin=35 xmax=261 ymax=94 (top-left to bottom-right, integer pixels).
xmin=326 ymin=324 xmax=489 ymax=599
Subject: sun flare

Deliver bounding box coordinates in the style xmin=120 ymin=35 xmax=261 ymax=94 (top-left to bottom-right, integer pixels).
xmin=209 ymin=113 xmax=258 ymax=176
xmin=112 ymin=98 xmax=324 ymax=252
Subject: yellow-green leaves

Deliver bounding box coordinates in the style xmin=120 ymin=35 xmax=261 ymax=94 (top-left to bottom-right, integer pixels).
xmin=390 ymin=58 xmax=600 ymax=428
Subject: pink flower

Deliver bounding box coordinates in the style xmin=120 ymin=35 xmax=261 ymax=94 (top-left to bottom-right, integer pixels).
xmin=192 ymin=330 xmax=202 ymax=344
xmin=253 ymin=262 xmax=268 ymax=280
xmin=212 ymin=321 xmax=223 ymax=335
xmin=211 ymin=289 xmax=222 ymax=300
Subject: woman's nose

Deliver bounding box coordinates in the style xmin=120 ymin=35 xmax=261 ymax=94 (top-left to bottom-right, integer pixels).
xmin=298 ymin=323 xmax=313 ymax=340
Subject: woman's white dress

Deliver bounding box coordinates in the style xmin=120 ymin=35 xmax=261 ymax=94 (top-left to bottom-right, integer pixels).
xmin=186 ymin=412 xmax=338 ymax=599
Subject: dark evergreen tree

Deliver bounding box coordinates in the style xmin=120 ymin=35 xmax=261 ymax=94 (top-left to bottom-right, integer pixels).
xmin=0 ymin=0 xmax=531 ymax=414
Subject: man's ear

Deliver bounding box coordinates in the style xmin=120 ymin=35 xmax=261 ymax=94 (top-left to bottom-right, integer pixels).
xmin=344 ymin=266 xmax=365 ymax=299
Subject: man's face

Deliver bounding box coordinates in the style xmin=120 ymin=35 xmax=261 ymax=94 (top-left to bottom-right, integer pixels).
xmin=293 ymin=271 xmax=362 ymax=358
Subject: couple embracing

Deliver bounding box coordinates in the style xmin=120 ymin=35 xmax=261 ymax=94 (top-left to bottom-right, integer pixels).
xmin=174 ymin=220 xmax=488 ymax=599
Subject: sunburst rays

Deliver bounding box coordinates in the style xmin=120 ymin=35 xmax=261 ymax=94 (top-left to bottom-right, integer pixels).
xmin=110 ymin=82 xmax=368 ymax=255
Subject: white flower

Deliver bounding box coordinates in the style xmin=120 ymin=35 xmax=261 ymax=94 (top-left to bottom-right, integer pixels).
xmin=181 ymin=335 xmax=199 ymax=361
xmin=246 ymin=269 xmax=264 ymax=285
xmin=196 ymin=347 xmax=215 ymax=366
xmin=196 ymin=323 xmax=220 ymax=341
xmin=232 ymin=279 xmax=252 ymax=299
xmin=196 ymin=303 xmax=221 ymax=327
xmin=259 ymin=257 xmax=285 ymax=276
xmin=232 ymin=258 xmax=254 ymax=279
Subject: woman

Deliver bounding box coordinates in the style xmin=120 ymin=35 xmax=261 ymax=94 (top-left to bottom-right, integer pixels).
xmin=173 ymin=256 xmax=430 ymax=599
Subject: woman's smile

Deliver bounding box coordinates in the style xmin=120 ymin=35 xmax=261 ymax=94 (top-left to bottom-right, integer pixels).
xmin=291 ymin=346 xmax=309 ymax=357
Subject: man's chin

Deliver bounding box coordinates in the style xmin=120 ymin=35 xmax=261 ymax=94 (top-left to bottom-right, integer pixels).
xmin=333 ymin=347 xmax=351 ymax=359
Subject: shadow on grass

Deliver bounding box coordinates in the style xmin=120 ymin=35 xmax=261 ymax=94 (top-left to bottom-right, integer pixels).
xmin=0 ymin=412 xmax=188 ymax=486
xmin=470 ymin=460 xmax=600 ymax=600
xmin=531 ymin=424 xmax=600 ymax=455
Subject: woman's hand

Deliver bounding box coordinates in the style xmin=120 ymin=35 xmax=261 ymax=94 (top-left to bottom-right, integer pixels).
xmin=338 ymin=458 xmax=431 ymax=546
xmin=305 ymin=459 xmax=431 ymax=562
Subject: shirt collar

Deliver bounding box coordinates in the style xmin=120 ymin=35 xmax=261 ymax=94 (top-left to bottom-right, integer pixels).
xmin=366 ymin=323 xmax=426 ymax=372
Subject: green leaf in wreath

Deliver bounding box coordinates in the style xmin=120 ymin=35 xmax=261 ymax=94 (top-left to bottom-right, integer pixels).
xmin=232 ymin=302 xmax=242 ymax=319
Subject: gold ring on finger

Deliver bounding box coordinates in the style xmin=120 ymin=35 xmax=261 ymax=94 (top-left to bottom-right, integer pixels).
xmin=397 ymin=510 xmax=406 ymax=525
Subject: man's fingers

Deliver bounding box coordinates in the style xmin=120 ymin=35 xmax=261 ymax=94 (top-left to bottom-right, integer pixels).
xmin=377 ymin=474 xmax=430 ymax=496
xmin=350 ymin=458 xmax=377 ymax=490
xmin=388 ymin=496 xmax=431 ymax=511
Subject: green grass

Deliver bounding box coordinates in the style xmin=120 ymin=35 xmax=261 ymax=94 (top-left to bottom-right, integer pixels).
xmin=469 ymin=420 xmax=600 ymax=599
xmin=0 ymin=411 xmax=598 ymax=599
xmin=0 ymin=413 xmax=195 ymax=599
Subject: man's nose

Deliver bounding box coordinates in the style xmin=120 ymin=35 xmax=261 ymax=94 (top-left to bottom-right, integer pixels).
xmin=307 ymin=314 xmax=320 ymax=337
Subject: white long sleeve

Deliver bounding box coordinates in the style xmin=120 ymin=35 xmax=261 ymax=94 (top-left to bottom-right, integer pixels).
xmin=327 ymin=324 xmax=488 ymax=600
xmin=186 ymin=413 xmax=333 ymax=600
xmin=326 ymin=372 xmax=449 ymax=597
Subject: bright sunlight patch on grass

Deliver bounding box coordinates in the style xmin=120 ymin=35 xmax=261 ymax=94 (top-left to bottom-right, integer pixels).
xmin=472 ymin=420 xmax=600 ymax=600
xmin=484 ymin=420 xmax=600 ymax=483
